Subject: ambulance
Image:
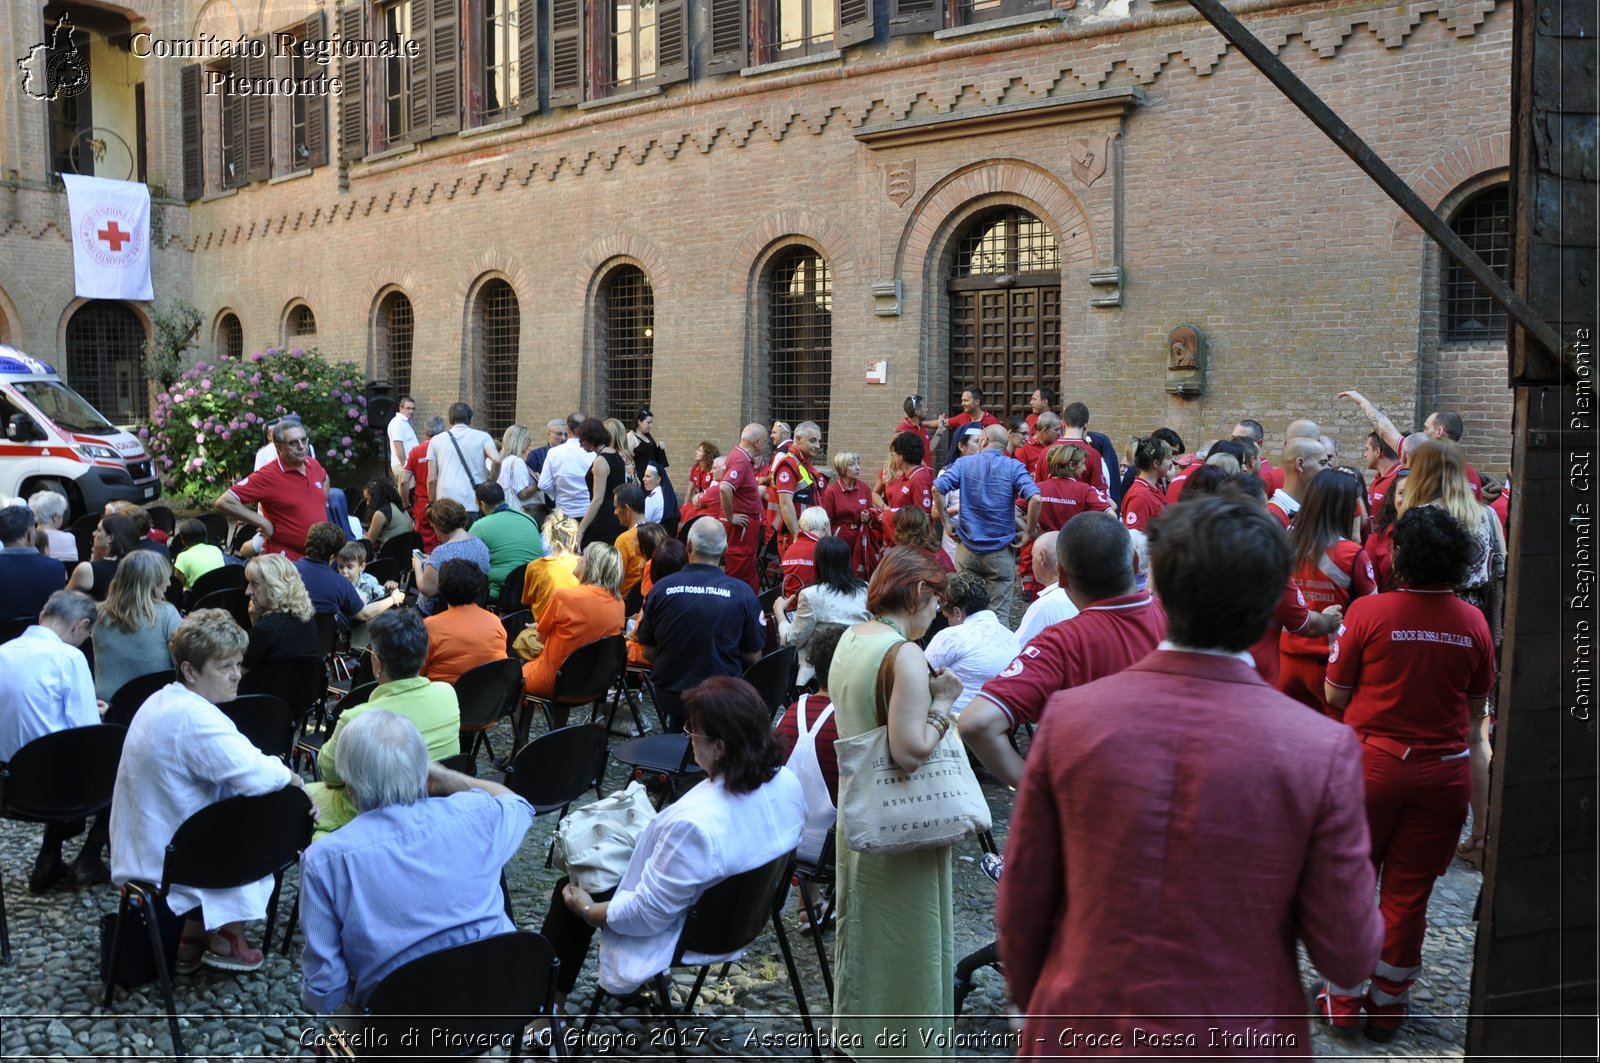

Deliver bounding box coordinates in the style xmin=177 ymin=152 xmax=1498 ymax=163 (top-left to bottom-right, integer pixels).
xmin=0 ymin=345 xmax=161 ymax=519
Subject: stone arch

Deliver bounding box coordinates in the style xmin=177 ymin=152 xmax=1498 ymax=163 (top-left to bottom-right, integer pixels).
xmin=740 ymin=232 xmax=847 ymax=439
xmin=367 ymin=280 xmax=420 ymax=388
xmin=0 ymin=284 xmax=22 ymax=347
xmin=191 ymin=0 xmax=249 ymax=37
xmin=55 ymin=296 xmax=151 ymax=355
xmin=725 ymin=207 xmax=859 ymax=296
xmin=572 ymin=232 xmax=673 ymax=301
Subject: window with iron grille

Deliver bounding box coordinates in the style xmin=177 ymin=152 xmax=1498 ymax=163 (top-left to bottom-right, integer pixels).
xmin=380 ymin=291 xmax=414 ymax=397
xmin=601 ymin=266 xmax=654 ymax=423
xmin=65 ymin=301 xmax=147 ymax=424
xmin=216 ymin=312 xmax=244 ymax=361
xmin=288 ymin=303 xmax=317 ymax=340
xmin=768 ymin=247 xmax=833 ymax=442
xmin=477 ymin=280 xmax=520 ymax=439
xmin=1443 ymin=186 xmax=1511 ymax=343
xmin=948 ymin=208 xmax=1061 ymax=423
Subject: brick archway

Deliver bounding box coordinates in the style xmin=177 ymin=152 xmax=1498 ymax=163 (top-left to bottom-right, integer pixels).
xmin=725 ymin=207 xmax=859 ymax=294
xmin=1389 ymin=133 xmax=1511 ymax=248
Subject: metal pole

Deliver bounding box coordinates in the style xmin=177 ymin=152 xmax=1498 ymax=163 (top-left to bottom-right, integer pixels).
xmin=1183 ymin=0 xmax=1566 ymax=368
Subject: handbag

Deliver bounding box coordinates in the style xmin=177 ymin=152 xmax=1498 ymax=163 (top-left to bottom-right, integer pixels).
xmin=834 ymin=639 xmax=991 ymax=855
xmin=550 ymin=780 xmax=658 ymax=893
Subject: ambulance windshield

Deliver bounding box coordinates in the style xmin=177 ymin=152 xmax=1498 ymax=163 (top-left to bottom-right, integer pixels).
xmin=12 ymin=380 xmax=117 ymax=433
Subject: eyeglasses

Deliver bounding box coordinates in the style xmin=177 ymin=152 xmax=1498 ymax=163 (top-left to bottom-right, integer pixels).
xmin=682 ymin=724 xmax=708 ymax=740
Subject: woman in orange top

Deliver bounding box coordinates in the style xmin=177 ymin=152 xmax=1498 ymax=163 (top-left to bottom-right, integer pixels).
xmin=523 ymin=541 xmax=627 ymax=705
xmin=422 ymin=559 xmax=508 ymax=685
xmin=522 ymin=514 xmax=582 ymax=620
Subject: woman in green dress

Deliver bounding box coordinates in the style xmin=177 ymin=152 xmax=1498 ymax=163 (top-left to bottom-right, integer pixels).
xmin=830 ymin=546 xmax=963 ymax=1057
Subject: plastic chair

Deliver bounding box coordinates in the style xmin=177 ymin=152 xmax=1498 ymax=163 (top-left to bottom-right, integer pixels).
xmin=215 ymin=694 xmax=295 ymax=760
xmin=521 ymin=635 xmax=626 ymax=745
xmin=741 ymin=646 xmax=797 ymax=717
xmin=0 ymin=618 xmax=33 ymax=645
xmin=190 ymin=586 xmax=251 ymax=629
xmin=501 ymin=609 xmax=533 ymax=655
xmin=793 ymin=827 xmax=839 ymax=1001
xmin=145 ymin=505 xmax=176 ymax=534
xmin=0 ymin=723 xmax=125 ymax=963
xmin=325 ymin=931 xmax=564 ymax=1060
xmin=105 ymin=670 xmax=178 ymax=727
xmin=454 ymin=659 xmax=524 ymax=769
xmin=293 ymin=681 xmax=377 ymax=779
xmin=186 ymin=564 xmax=247 ymax=603
xmin=376 ymin=531 xmax=422 ymax=568
xmin=362 ymin=556 xmax=404 ymax=587
xmin=497 ymin=562 xmax=529 ymax=614
xmin=103 ymin=787 xmax=314 ymax=1058
xmin=579 ymin=851 xmax=816 ymax=1060
xmin=195 ymin=512 xmax=229 ymax=548
xmin=239 ymin=655 xmax=327 ymax=734
xmin=68 ymin=512 xmax=99 ymax=561
xmin=502 ymin=723 xmax=610 ymax=868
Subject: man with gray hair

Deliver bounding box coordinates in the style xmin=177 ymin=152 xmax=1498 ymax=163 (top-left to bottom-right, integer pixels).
xmin=773 ymin=421 xmax=823 ymax=549
xmin=299 ymin=710 xmax=532 ymax=1016
xmin=524 ymin=417 xmax=570 ymax=525
xmin=636 ymin=517 xmax=764 ymax=730
xmin=0 ymin=589 xmax=110 ymax=889
xmin=217 ymin=415 xmax=331 ymax=560
xmin=933 ymin=423 xmax=1040 ymax=623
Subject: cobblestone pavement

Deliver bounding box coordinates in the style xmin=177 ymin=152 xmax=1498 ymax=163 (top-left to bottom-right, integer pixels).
xmin=0 ymin=708 xmax=1482 ymax=1061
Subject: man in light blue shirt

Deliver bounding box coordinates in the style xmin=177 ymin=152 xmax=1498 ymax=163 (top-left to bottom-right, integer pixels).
xmin=933 ymin=424 xmax=1040 ymax=624
xmin=298 ymin=710 xmax=533 ymax=1016
xmin=0 ymin=589 xmax=110 ymax=890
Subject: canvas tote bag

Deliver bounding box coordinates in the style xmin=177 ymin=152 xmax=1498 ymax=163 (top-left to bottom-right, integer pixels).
xmin=834 ymin=639 xmax=991 ymax=855
xmin=551 ymin=781 xmax=658 ymax=893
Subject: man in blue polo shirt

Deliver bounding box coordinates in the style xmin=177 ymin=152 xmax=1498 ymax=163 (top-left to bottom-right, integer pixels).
xmin=934 ymin=424 xmax=1040 ymax=625
xmin=635 ymin=518 xmax=764 ymax=731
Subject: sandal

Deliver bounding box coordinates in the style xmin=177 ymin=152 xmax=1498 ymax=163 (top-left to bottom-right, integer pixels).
xmin=202 ymin=929 xmax=264 ymax=973
xmin=175 ymin=933 xmax=208 ymax=976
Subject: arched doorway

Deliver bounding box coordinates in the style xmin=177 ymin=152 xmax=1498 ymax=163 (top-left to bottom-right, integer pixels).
xmin=946 ymin=207 xmax=1061 ymax=422
xmin=65 ymin=300 xmax=146 ymax=424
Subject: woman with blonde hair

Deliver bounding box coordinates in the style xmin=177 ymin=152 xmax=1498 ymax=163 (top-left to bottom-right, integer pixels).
xmin=523 ymin=514 xmax=583 ymax=620
xmin=522 ymin=541 xmax=626 ymax=710
xmin=1397 ymin=440 xmax=1502 ymax=611
xmin=820 ymin=451 xmax=875 ymax=564
xmin=497 ymin=424 xmax=538 ymax=512
xmin=93 ymin=550 xmax=182 ymax=701
xmin=242 ymin=553 xmax=317 ymax=671
xmin=605 ymin=418 xmax=635 ymax=482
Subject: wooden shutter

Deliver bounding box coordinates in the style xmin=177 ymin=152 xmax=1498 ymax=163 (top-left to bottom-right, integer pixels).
xmin=656 ymin=0 xmax=689 ymax=85
xmin=304 ymin=11 xmax=329 ymax=167
xmin=337 ymin=1 xmax=366 ymax=163
xmin=228 ymin=63 xmax=250 ymax=185
xmin=838 ymin=0 xmax=875 ymax=46
xmin=517 ymin=0 xmax=540 ymax=115
xmin=428 ymin=0 xmax=461 ymax=135
xmin=707 ymin=0 xmax=749 ymax=74
xmin=180 ymin=64 xmax=203 ymax=199
xmin=244 ymin=41 xmax=271 ymax=181
xmin=548 ymin=0 xmax=584 ymax=107
xmin=408 ymin=0 xmax=433 ymax=138
xmin=887 ymin=0 xmax=940 ymax=36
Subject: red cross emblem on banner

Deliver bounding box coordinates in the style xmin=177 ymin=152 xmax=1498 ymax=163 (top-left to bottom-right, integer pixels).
xmin=97 ymin=221 xmax=130 ymax=252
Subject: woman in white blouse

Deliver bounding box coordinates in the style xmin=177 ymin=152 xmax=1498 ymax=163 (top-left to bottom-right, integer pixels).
xmin=541 ymin=676 xmax=804 ymax=1004
xmin=109 ymin=609 xmax=307 ymax=974
xmin=774 ymin=536 xmax=871 ymax=685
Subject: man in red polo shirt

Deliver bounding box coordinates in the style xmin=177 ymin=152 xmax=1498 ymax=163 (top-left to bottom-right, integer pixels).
xmin=942 ymin=386 xmax=1001 ymax=466
xmin=958 ymin=512 xmax=1165 ymax=788
xmin=1340 ymin=390 xmax=1484 ymax=499
xmin=216 ymin=416 xmax=329 ymax=560
xmin=1365 ymin=431 xmax=1402 ymax=511
xmin=1024 ymin=386 xmax=1057 ymax=433
xmin=894 ymin=395 xmax=946 ymax=466
xmin=720 ymin=423 xmax=767 ymax=591
xmin=773 ymin=421 xmax=825 ymax=553
xmin=1013 ymin=412 xmax=1061 ymax=482
xmin=1267 ymin=436 xmax=1329 ymax=527
xmin=1061 ymin=403 xmax=1108 ymax=494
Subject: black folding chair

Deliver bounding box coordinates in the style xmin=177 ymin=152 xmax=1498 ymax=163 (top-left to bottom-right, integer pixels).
xmin=793 ymin=827 xmax=839 ymax=1001
xmin=239 ymin=654 xmax=328 ymax=737
xmin=0 ymin=618 xmax=33 ymax=645
xmin=145 ymin=505 xmax=176 ymax=534
xmin=186 ymin=564 xmax=246 ymax=600
xmin=215 ymin=694 xmax=295 ymax=761
xmin=497 ymin=562 xmax=529 ymax=615
xmin=190 ymin=587 xmax=251 ymax=629
xmin=103 ymin=787 xmax=314 ymax=1058
xmin=68 ymin=512 xmax=99 ymax=561
xmin=0 ymin=723 xmax=125 ymax=963
xmin=501 ymin=609 xmax=533 ymax=655
xmin=521 ymin=635 xmax=626 ymax=744
xmin=579 ymin=851 xmax=816 ymax=1060
xmin=455 ymin=659 xmax=524 ymax=770
xmin=325 ymin=931 xmax=564 ymax=1060
xmin=196 ymin=512 xmax=229 ymax=548
xmin=610 ymin=671 xmax=702 ymax=806
xmin=362 ymin=556 xmax=404 ymax=587
xmin=105 ymin=670 xmax=178 ymax=727
xmin=293 ymin=681 xmax=377 ymax=779
xmin=742 ymin=646 xmax=797 ymax=718
xmin=502 ymin=723 xmax=610 ymax=868
xmin=376 ymin=531 xmax=423 ymax=568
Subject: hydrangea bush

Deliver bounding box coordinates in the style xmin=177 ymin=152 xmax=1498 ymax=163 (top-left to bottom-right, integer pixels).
xmin=142 ymin=346 xmax=379 ymax=506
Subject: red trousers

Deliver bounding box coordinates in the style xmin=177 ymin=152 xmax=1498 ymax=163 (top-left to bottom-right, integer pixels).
xmin=722 ymin=517 xmax=760 ymax=592
xmin=1277 ymin=652 xmax=1339 ymax=720
xmin=1361 ymin=739 xmax=1470 ymax=1001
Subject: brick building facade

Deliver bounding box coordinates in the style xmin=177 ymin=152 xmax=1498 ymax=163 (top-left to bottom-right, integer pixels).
xmin=0 ymin=0 xmax=1516 ymax=484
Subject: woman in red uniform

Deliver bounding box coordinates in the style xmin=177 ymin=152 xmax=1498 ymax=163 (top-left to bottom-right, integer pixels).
xmin=1019 ymin=445 xmax=1114 ymax=592
xmin=820 ymin=451 xmax=875 ymax=564
xmin=1280 ymin=469 xmax=1378 ymax=718
xmin=872 ymin=432 xmax=934 ymax=547
xmin=686 ymin=440 xmax=719 ymax=499
xmin=1320 ymin=505 xmax=1494 ymax=1041
xmin=1120 ymin=436 xmax=1172 ymax=532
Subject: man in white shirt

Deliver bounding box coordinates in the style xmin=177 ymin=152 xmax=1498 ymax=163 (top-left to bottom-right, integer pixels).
xmin=0 ymin=589 xmax=109 ymax=891
xmin=1014 ymin=530 xmax=1079 ymax=645
xmin=924 ymin=572 xmax=1021 ymax=718
xmin=538 ymin=412 xmax=594 ymax=520
xmin=427 ymin=402 xmax=501 ymax=518
xmin=386 ymin=396 xmax=419 ymax=483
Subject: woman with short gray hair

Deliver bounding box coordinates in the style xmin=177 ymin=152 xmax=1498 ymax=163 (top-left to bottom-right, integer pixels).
xmin=28 ymin=490 xmax=76 ymax=561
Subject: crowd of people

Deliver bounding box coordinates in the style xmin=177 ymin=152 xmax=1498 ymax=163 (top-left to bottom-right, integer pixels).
xmin=0 ymin=381 xmax=1510 ymax=1055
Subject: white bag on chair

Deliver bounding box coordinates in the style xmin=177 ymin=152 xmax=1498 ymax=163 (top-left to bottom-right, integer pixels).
xmin=551 ymin=781 xmax=657 ymax=893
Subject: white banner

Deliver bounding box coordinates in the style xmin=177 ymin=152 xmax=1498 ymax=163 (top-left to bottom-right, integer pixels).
xmin=61 ymin=173 xmax=154 ymax=301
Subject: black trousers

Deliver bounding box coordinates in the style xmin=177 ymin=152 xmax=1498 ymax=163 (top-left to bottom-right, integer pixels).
xmin=40 ymin=814 xmax=108 ymax=864
xmin=540 ymin=877 xmax=616 ymax=993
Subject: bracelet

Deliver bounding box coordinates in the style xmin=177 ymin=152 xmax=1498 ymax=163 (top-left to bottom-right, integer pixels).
xmin=581 ymin=902 xmax=595 ymax=927
xmin=927 ymin=712 xmax=951 ymax=738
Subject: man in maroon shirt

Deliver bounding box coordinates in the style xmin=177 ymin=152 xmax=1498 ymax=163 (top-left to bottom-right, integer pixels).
xmin=719 ymin=423 xmax=766 ymax=592
xmin=1340 ymin=390 xmax=1484 ymax=499
xmin=958 ymin=512 xmax=1165 ymax=788
xmin=215 ymin=416 xmax=330 ymax=560
xmin=1365 ymin=431 xmax=1402 ymax=511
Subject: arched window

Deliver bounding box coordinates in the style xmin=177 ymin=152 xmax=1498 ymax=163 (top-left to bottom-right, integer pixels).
xmin=1443 ymin=186 xmax=1511 ymax=343
xmin=947 ymin=207 xmax=1060 ymax=422
xmin=377 ymin=290 xmax=414 ymax=397
xmin=767 ymin=247 xmax=832 ymax=441
xmin=599 ymin=265 xmax=654 ymax=423
xmin=475 ymin=279 xmax=520 ymax=439
xmin=287 ymin=302 xmax=317 ymax=341
xmin=65 ymin=301 xmax=146 ymax=424
xmin=215 ymin=311 xmax=243 ymax=361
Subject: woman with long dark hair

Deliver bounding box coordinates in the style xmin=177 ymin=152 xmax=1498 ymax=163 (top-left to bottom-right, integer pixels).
xmin=360 ymin=476 xmax=414 ymax=547
xmin=576 ymin=417 xmax=628 ymax=548
xmin=1279 ymin=468 xmax=1378 ymax=718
